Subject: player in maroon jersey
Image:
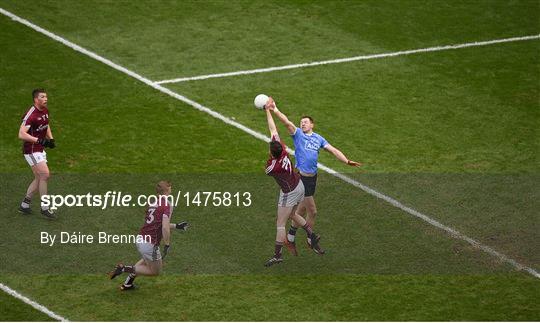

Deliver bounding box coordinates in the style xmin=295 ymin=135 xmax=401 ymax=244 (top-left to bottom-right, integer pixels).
xmin=108 ymin=181 xmax=189 ymax=290
xmin=263 ymin=97 xmax=322 ymax=267
xmin=18 ymin=89 xmax=56 ymax=218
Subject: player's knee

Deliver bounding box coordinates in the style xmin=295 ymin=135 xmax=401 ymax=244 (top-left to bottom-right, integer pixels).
xmin=151 ymin=265 xmax=162 ymax=276
xmin=304 ymin=200 xmax=316 ymax=213
xmin=39 ymin=171 xmax=50 ymax=181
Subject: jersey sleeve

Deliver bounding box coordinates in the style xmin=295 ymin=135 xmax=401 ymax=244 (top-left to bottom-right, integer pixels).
xmin=21 ymin=110 xmax=34 ymax=127
xmin=320 ymin=135 xmax=329 ymax=149
xmin=291 ymin=128 xmax=303 ymax=150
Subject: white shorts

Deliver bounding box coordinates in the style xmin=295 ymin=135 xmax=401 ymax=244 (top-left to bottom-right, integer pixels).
xmin=136 ymin=239 xmax=162 ymax=262
xmin=24 ymin=151 xmax=47 ymax=167
xmin=278 ymin=181 xmax=305 ymax=207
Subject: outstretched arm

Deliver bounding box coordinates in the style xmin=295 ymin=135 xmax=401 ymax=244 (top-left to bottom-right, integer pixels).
xmin=324 ymin=144 xmax=362 ymax=167
xmin=266 ymin=103 xmax=279 ymax=138
xmin=266 ymin=98 xmax=296 ymax=135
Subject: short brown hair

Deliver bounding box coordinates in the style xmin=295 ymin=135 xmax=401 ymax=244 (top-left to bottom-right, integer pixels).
xmin=156 ymin=181 xmax=171 ymax=194
xmin=301 ymin=115 xmax=314 ymax=123
xmin=270 ymin=141 xmax=283 ymax=158
xmin=32 ymin=88 xmax=46 ymax=99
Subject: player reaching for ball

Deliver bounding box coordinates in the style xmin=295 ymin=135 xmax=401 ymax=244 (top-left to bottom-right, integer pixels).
xmin=108 ymin=181 xmax=189 ymax=290
xmin=263 ymin=97 xmax=323 ymax=267
xmin=269 ymin=97 xmax=361 ymax=255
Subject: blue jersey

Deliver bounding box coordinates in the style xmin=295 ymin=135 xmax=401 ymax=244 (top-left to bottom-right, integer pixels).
xmin=291 ymin=127 xmax=329 ymax=174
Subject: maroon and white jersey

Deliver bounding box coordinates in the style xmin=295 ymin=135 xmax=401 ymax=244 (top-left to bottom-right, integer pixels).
xmin=265 ymin=134 xmax=300 ymax=193
xmin=139 ymin=195 xmax=173 ymax=245
xmin=21 ymin=105 xmax=49 ymax=154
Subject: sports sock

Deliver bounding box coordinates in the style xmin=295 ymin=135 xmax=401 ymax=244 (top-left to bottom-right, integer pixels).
xmin=124 ymin=273 xmax=136 ymax=286
xmin=123 ymin=265 xmax=135 ymax=273
xmin=274 ymin=241 xmax=283 ymax=258
xmin=302 ymin=224 xmax=313 ymax=236
xmin=21 ymin=196 xmax=31 ymax=208
xmin=287 ymin=226 xmax=298 ymax=243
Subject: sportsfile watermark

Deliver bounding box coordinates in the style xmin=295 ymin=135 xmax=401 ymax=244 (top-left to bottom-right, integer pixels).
xmin=41 ymin=191 xmax=252 ymax=210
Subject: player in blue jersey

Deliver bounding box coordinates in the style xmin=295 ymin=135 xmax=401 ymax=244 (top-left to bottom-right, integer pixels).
xmin=267 ymin=97 xmax=361 ymax=254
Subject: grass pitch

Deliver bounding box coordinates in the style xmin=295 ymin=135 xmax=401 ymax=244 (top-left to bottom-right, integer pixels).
xmin=0 ymin=0 xmax=539 ymax=321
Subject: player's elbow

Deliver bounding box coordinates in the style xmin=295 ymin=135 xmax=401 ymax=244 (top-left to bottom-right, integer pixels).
xmin=287 ymin=124 xmax=296 ymax=134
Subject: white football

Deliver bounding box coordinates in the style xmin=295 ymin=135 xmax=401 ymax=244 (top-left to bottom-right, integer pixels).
xmin=254 ymin=94 xmax=269 ymax=109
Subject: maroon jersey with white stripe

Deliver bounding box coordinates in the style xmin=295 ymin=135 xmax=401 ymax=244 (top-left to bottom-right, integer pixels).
xmin=139 ymin=195 xmax=173 ymax=245
xmin=21 ymin=105 xmax=49 ymax=154
xmin=265 ymin=134 xmax=300 ymax=193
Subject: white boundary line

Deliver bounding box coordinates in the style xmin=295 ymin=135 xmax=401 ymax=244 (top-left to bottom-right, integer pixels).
xmin=154 ymin=34 xmax=540 ymax=84
xmin=2 ymin=7 xmax=539 ymax=281
xmin=0 ymin=282 xmax=68 ymax=321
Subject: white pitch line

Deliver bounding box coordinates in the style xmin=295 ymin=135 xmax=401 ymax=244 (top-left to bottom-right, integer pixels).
xmin=154 ymin=34 xmax=540 ymax=84
xmin=2 ymin=8 xmax=539 ymax=280
xmin=0 ymin=283 xmax=68 ymax=321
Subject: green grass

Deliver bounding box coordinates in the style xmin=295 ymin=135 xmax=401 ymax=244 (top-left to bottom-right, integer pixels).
xmin=351 ymin=173 xmax=540 ymax=269
xmin=166 ymin=40 xmax=540 ymax=174
xmin=0 ymin=0 xmax=538 ymax=79
xmin=0 ymin=0 xmax=539 ymax=321
xmin=1 ymin=274 xmax=538 ymax=321
xmin=0 ymin=12 xmax=265 ymax=174
xmin=0 ymin=289 xmax=55 ymax=321
xmin=0 ymin=173 xmax=515 ymax=276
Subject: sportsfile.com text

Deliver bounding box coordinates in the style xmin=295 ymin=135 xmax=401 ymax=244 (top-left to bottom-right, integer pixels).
xmin=41 ymin=191 xmax=252 ymax=210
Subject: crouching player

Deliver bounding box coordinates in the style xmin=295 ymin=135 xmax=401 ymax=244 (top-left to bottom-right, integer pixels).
xmin=264 ymin=97 xmax=322 ymax=267
xmin=108 ymin=181 xmax=189 ymax=290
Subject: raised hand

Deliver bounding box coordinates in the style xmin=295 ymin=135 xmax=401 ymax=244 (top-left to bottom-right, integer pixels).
xmin=265 ymin=97 xmax=276 ymax=111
